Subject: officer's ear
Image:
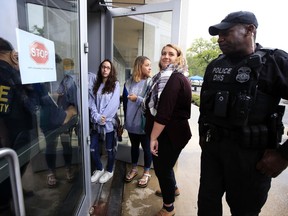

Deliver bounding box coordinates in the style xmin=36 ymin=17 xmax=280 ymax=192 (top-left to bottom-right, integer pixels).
xmin=10 ymin=50 xmax=18 ymax=65
xmin=9 ymin=50 xmax=19 ymax=70
xmin=245 ymin=24 xmax=256 ymax=37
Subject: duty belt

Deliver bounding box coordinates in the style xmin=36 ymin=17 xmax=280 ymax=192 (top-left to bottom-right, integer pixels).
xmin=205 ymin=124 xmax=239 ymax=142
xmin=205 ymin=123 xmax=272 ymax=150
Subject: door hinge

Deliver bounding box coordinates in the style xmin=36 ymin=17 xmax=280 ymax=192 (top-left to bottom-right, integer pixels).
xmin=87 ymin=135 xmax=91 ymax=145
xmin=84 ymin=42 xmax=89 ymax=53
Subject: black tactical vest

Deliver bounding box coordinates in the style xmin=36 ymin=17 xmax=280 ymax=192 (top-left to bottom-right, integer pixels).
xmin=200 ymin=50 xmax=279 ymax=128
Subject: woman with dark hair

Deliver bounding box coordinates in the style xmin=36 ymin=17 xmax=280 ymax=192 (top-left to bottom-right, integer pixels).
xmin=89 ymin=59 xmax=120 ymax=184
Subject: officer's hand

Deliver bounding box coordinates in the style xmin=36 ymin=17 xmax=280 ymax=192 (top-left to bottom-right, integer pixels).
xmin=256 ymin=149 xmax=288 ymax=178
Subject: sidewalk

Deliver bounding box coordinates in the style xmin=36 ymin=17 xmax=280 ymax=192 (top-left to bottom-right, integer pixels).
xmin=120 ymin=104 xmax=288 ymax=216
xmin=120 ymin=104 xmax=228 ymax=216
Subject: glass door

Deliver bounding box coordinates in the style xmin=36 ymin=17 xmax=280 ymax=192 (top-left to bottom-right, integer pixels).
xmin=108 ymin=0 xmax=181 ymax=161
xmin=21 ymin=2 xmax=84 ymax=216
xmin=113 ymin=12 xmax=173 ymax=83
xmin=0 ymin=1 xmax=89 ymax=215
xmin=110 ymin=0 xmax=181 ymax=84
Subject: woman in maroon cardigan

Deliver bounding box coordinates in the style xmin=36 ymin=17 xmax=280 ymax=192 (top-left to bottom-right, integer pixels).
xmin=144 ymin=44 xmax=192 ymax=216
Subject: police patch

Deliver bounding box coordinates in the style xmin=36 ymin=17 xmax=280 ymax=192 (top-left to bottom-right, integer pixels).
xmin=236 ymin=67 xmax=251 ymax=83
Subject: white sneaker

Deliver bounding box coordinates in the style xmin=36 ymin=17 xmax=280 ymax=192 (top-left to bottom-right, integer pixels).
xmin=99 ymin=171 xmax=114 ymax=183
xmin=91 ymin=169 xmax=104 ymax=183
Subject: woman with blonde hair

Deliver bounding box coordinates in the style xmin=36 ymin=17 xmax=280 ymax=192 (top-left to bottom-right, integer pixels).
xmin=144 ymin=44 xmax=192 ymax=215
xmin=123 ymin=56 xmax=153 ymax=188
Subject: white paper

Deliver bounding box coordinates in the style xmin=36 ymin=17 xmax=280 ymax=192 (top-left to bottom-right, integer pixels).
xmin=16 ymin=28 xmax=56 ymax=84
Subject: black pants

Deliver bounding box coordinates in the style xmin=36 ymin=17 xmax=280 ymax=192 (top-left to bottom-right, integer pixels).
xmin=153 ymin=131 xmax=182 ymax=204
xmin=128 ymin=132 xmax=152 ymax=170
xmin=198 ymin=136 xmax=271 ymax=216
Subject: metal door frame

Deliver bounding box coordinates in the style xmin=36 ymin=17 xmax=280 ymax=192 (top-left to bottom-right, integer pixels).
xmin=76 ymin=0 xmax=93 ymax=215
xmin=105 ymin=0 xmax=182 ymax=60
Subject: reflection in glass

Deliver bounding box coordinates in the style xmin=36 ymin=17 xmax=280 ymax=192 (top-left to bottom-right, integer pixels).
xmin=113 ymin=11 xmax=172 ymax=149
xmin=0 ymin=1 xmax=83 ymax=215
xmin=114 ymin=12 xmax=172 ymax=78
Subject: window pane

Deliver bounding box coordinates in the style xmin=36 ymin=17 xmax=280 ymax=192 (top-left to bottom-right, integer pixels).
xmin=113 ymin=11 xmax=172 ymax=162
xmin=0 ymin=1 xmax=84 ymax=215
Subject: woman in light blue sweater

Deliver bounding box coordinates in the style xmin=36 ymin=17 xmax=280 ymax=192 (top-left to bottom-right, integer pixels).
xmin=89 ymin=59 xmax=120 ymax=184
xmin=123 ymin=56 xmax=152 ymax=188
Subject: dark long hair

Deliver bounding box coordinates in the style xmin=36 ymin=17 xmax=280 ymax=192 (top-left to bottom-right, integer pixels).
xmin=93 ymin=59 xmax=117 ymax=95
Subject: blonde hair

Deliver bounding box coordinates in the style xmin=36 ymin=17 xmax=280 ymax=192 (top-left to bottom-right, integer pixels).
xmin=132 ymin=56 xmax=151 ymax=82
xmin=159 ymin=44 xmax=185 ymax=70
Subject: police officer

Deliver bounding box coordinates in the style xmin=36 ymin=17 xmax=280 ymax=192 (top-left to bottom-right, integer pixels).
xmin=198 ymin=11 xmax=288 ymax=215
xmin=0 ymin=37 xmax=38 ymax=213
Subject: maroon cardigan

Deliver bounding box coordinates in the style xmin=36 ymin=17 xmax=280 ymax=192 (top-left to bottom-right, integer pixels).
xmin=145 ymin=72 xmax=192 ymax=150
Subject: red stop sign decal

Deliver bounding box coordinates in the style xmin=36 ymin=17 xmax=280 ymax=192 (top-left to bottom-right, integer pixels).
xmin=30 ymin=41 xmax=49 ymax=64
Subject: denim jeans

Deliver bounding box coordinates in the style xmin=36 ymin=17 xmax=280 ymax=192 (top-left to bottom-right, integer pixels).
xmin=90 ymin=130 xmax=116 ymax=172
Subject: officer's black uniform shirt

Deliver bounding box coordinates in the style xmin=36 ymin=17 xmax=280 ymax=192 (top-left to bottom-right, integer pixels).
xmin=0 ymin=60 xmax=36 ymax=149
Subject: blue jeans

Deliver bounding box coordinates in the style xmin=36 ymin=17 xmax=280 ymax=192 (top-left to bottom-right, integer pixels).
xmin=128 ymin=132 xmax=152 ymax=170
xmin=90 ymin=130 xmax=116 ymax=172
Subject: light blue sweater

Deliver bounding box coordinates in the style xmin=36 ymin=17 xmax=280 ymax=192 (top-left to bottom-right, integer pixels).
xmin=123 ymin=78 xmax=150 ymax=134
xmin=89 ymin=81 xmax=120 ymax=133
